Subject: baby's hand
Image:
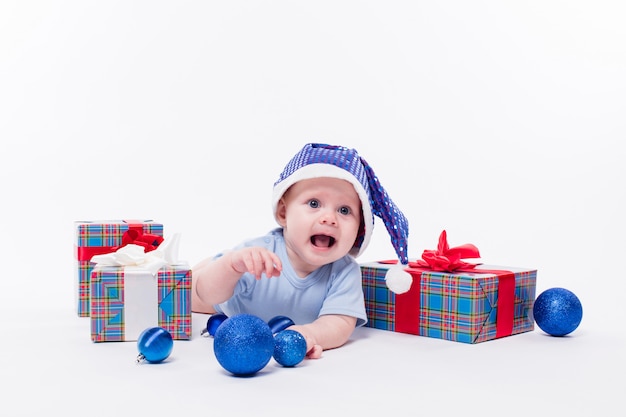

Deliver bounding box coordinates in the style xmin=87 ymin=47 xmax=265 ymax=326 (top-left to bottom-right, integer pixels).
xmin=229 ymin=247 xmax=282 ymax=280
xmin=305 ymin=344 xmax=323 ymax=359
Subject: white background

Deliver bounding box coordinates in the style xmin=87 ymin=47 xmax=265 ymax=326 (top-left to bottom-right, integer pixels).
xmin=1 ymin=1 xmax=624 ymax=416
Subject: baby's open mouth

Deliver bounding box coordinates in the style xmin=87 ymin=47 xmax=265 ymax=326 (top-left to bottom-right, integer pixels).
xmin=311 ymin=235 xmax=335 ymax=248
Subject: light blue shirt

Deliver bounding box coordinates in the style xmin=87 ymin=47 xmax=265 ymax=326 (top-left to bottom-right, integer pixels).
xmin=214 ymin=228 xmax=367 ymax=327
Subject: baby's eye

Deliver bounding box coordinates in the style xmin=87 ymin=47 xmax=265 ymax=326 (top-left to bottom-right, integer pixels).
xmin=339 ymin=206 xmax=351 ymax=215
xmin=308 ymin=199 xmax=320 ymax=208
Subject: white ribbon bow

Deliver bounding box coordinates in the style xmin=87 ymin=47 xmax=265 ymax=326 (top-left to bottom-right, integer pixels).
xmin=91 ymin=233 xmax=181 ymax=275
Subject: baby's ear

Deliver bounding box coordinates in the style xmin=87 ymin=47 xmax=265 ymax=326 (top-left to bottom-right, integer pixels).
xmin=275 ymin=198 xmax=288 ymax=226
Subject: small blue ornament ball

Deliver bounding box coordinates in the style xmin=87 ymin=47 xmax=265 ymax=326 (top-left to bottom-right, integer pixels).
xmin=213 ymin=314 xmax=275 ymax=376
xmin=136 ymin=327 xmax=173 ymax=363
xmin=273 ymin=330 xmax=307 ymax=367
xmin=268 ymin=315 xmax=295 ymax=334
xmin=533 ymin=287 xmax=583 ymax=337
xmin=201 ymin=313 xmax=228 ymax=337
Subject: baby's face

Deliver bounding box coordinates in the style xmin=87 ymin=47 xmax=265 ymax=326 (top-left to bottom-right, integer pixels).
xmin=278 ymin=177 xmax=362 ymax=276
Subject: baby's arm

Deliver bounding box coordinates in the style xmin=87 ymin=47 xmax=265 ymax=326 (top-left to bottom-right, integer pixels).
xmin=288 ymin=314 xmax=357 ymax=359
xmin=192 ymin=247 xmax=283 ymax=313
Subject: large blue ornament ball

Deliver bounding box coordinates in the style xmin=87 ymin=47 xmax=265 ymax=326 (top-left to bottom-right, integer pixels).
xmin=137 ymin=327 xmax=173 ymax=363
xmin=533 ymin=287 xmax=583 ymax=336
xmin=268 ymin=315 xmax=295 ymax=334
xmin=273 ymin=330 xmax=307 ymax=367
xmin=213 ymin=314 xmax=275 ymax=376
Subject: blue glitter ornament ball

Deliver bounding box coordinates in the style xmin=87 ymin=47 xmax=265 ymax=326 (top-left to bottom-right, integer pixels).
xmin=136 ymin=327 xmax=173 ymax=363
xmin=273 ymin=330 xmax=307 ymax=367
xmin=213 ymin=314 xmax=275 ymax=376
xmin=533 ymin=287 xmax=583 ymax=336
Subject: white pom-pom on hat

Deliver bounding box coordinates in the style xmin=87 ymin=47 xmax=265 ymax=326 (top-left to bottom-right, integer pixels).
xmin=385 ymin=264 xmax=413 ymax=294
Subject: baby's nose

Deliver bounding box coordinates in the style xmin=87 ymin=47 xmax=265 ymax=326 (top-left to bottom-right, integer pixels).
xmin=319 ymin=210 xmax=338 ymax=225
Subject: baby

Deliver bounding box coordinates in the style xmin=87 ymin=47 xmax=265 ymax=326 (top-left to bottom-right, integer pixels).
xmin=193 ymin=143 xmax=409 ymax=358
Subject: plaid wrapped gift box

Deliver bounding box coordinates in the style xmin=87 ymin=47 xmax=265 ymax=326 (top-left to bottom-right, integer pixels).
xmin=361 ymin=261 xmax=537 ymax=344
xmin=74 ymin=220 xmax=164 ymax=317
xmin=90 ymin=264 xmax=192 ymax=342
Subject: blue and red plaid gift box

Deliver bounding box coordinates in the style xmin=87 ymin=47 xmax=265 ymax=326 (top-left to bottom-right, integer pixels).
xmin=90 ymin=264 xmax=192 ymax=342
xmin=361 ymin=261 xmax=537 ymax=344
xmin=360 ymin=230 xmax=537 ymax=344
xmin=74 ymin=220 xmax=164 ymax=317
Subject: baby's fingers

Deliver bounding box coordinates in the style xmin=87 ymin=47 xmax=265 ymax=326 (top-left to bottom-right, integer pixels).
xmin=240 ymin=249 xmax=281 ymax=279
xmin=263 ymin=252 xmax=282 ymax=278
xmin=306 ymin=344 xmax=323 ymax=360
xmin=242 ymin=250 xmax=266 ymax=279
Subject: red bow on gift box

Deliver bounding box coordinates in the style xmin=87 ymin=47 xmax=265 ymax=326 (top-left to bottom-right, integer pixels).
xmin=113 ymin=228 xmax=164 ymax=253
xmin=411 ymin=230 xmax=481 ymax=271
xmin=77 ymin=224 xmax=164 ymax=264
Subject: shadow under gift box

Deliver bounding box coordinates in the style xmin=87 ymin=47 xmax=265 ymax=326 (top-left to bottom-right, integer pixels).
xmin=360 ymin=262 xmax=537 ymax=344
xmin=90 ymin=264 xmax=192 ymax=342
xmin=75 ymin=220 xmax=164 ymax=317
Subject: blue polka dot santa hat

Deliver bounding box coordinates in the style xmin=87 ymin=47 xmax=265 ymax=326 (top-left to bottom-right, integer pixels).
xmin=272 ymin=143 xmax=412 ymax=293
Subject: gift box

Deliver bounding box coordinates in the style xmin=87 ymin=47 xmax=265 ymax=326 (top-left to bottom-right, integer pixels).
xmin=89 ymin=234 xmax=191 ymax=342
xmin=74 ymin=220 xmax=164 ymax=317
xmin=90 ymin=264 xmax=192 ymax=342
xmin=360 ymin=231 xmax=537 ymax=344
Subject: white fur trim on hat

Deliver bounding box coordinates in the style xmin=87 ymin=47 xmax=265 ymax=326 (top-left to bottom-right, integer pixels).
xmin=272 ymin=163 xmax=374 ymax=258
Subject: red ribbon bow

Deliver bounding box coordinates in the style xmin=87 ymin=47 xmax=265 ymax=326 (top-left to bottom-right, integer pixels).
xmin=412 ymin=230 xmax=481 ymax=272
xmin=113 ymin=228 xmax=164 ymax=253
